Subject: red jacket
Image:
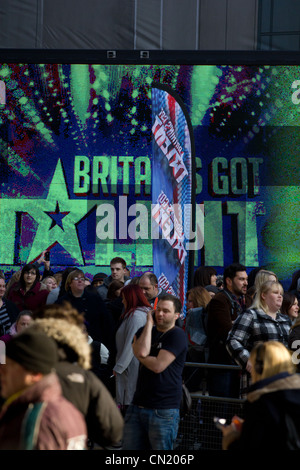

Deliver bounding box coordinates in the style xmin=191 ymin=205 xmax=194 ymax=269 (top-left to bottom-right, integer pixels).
xmin=0 ymin=373 xmax=87 ymax=450
xmin=7 ymin=281 xmax=49 ymax=313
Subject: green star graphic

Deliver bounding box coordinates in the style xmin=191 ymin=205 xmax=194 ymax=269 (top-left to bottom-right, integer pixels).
xmin=0 ymin=159 xmax=91 ymax=265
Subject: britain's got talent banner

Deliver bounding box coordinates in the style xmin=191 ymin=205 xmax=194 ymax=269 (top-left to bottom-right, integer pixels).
xmin=151 ymin=84 xmax=196 ymax=317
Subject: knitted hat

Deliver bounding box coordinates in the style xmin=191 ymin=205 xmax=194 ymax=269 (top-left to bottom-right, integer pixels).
xmin=91 ymin=272 xmax=107 ymax=285
xmin=6 ymin=329 xmax=58 ymax=375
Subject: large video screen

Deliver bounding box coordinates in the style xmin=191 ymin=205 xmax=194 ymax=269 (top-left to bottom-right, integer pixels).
xmin=0 ymin=52 xmax=299 ymax=295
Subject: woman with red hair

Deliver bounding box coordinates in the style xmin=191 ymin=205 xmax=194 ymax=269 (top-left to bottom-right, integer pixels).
xmin=113 ymin=284 xmax=152 ymax=415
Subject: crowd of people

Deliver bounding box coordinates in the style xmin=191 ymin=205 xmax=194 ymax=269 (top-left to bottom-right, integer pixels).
xmin=0 ymin=253 xmax=300 ymax=450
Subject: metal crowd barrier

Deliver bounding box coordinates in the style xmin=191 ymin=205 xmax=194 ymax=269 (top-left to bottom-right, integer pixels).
xmin=175 ymin=362 xmax=246 ymax=451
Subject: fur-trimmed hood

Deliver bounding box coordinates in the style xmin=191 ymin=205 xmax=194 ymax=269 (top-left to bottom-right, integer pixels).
xmin=31 ymin=318 xmax=91 ymax=370
xmin=247 ymin=372 xmax=300 ymax=403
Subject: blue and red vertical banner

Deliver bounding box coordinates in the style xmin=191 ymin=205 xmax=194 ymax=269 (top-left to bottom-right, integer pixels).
xmin=151 ymin=83 xmax=195 ymax=318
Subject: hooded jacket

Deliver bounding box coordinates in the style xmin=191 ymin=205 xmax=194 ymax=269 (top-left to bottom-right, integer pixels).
xmin=229 ymin=372 xmax=300 ymax=450
xmin=32 ymin=318 xmax=124 ymax=448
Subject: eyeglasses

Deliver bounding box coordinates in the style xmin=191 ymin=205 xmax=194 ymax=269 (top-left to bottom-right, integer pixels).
xmin=25 ymin=271 xmax=36 ymax=276
xmin=73 ymin=277 xmax=85 ymax=281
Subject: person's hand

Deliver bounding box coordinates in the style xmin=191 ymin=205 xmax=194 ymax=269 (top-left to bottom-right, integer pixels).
xmin=36 ymin=250 xmax=50 ymax=269
xmin=246 ymin=358 xmax=252 ymax=373
xmin=221 ymin=416 xmax=243 ymax=450
xmin=37 ymin=250 xmax=46 ymax=264
xmin=221 ymin=425 xmax=240 ymax=450
xmin=147 ymin=309 xmax=155 ymax=326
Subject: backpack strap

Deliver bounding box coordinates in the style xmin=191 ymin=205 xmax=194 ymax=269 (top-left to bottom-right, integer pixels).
xmin=222 ymin=290 xmax=241 ymax=317
xmin=21 ymin=402 xmax=47 ymax=450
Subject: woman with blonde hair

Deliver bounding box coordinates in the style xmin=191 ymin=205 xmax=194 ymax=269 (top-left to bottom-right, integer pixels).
xmin=226 ymin=280 xmax=291 ymax=398
xmin=254 ymin=269 xmax=278 ymax=292
xmin=41 ymin=275 xmax=58 ymax=292
xmin=222 ymin=341 xmax=300 ymax=450
xmin=227 ymin=280 xmax=291 ymax=374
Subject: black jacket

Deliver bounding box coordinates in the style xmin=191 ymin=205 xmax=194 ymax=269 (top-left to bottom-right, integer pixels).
xmin=229 ymin=372 xmax=300 ymax=450
xmin=56 ymin=290 xmax=114 ymax=351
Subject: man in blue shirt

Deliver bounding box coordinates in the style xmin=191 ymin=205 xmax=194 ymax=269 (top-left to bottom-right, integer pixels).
xmin=122 ymin=294 xmax=188 ymax=450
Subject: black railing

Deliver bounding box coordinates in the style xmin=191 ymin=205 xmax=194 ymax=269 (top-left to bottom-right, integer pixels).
xmin=176 ymin=362 xmax=246 ymax=451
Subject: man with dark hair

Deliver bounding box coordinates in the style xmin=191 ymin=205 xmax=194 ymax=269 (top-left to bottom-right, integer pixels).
xmin=206 ymin=263 xmax=250 ymax=398
xmin=138 ymin=272 xmax=167 ymax=307
xmin=0 ymin=329 xmax=87 ymax=449
xmin=97 ymin=257 xmax=130 ymax=301
xmin=122 ymin=294 xmax=188 ymax=450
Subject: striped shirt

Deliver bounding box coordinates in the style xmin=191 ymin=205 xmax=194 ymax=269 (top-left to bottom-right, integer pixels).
xmin=226 ymin=308 xmax=291 ymax=368
xmin=0 ymin=301 xmax=12 ymax=336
